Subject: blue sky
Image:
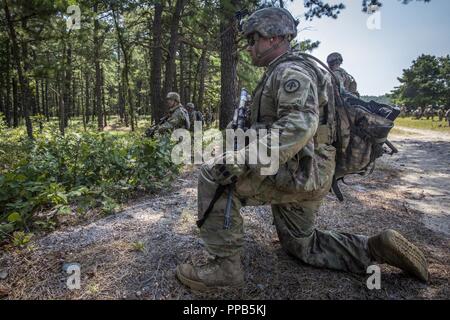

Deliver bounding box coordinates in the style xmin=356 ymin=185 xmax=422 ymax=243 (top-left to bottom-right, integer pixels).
xmin=285 ymin=0 xmax=450 ymax=96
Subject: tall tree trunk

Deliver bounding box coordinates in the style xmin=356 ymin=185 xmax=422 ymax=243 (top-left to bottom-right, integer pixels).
xmin=187 ymin=45 xmax=194 ymax=103
xmin=150 ymin=1 xmax=163 ymax=123
xmin=35 ymin=79 xmax=40 ymax=115
xmin=44 ymin=79 xmax=49 ymax=121
xmin=219 ymin=0 xmax=239 ymax=129
xmin=4 ymin=39 xmax=12 ymax=126
xmin=58 ymin=71 xmax=65 ymax=135
xmin=112 ymin=7 xmax=135 ymax=131
xmin=63 ymin=43 xmax=72 ymax=127
xmin=12 ymin=78 xmax=19 ymax=127
xmin=179 ymin=40 xmax=185 ymax=105
xmin=94 ymin=3 xmax=103 ymax=131
xmin=162 ymin=0 xmax=185 ymax=101
xmin=101 ymin=67 xmax=107 ymax=127
xmin=84 ymin=71 xmax=90 ymax=124
xmin=3 ymin=0 xmax=33 ymax=138
xmin=197 ymin=45 xmax=208 ymax=112
xmin=80 ymin=75 xmax=86 ymax=130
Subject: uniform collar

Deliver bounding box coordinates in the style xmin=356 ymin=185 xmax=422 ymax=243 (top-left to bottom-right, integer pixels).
xmin=169 ymin=104 xmax=181 ymax=113
xmin=268 ymin=51 xmax=290 ymax=67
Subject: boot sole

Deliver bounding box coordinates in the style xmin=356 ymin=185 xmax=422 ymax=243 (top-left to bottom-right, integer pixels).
xmin=176 ymin=267 xmax=244 ymax=292
xmin=374 ymin=230 xmax=429 ymax=282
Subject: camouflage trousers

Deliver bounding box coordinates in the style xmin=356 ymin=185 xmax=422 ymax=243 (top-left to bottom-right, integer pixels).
xmin=197 ymin=164 xmax=374 ymax=274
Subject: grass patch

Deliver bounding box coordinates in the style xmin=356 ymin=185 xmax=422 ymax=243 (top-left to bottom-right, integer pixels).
xmin=395 ymin=117 xmax=450 ymax=133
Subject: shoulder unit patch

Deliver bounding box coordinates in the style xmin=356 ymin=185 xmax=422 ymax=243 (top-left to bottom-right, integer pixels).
xmin=284 ymin=79 xmax=301 ymax=93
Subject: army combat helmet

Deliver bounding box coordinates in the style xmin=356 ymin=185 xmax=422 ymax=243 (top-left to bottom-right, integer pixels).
xmin=166 ymin=92 xmax=180 ymax=103
xmin=242 ymin=7 xmax=298 ymax=41
xmin=327 ymin=52 xmax=343 ymax=66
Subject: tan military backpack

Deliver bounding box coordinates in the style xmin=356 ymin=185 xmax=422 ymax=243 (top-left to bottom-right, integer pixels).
xmin=296 ymin=53 xmax=400 ymax=200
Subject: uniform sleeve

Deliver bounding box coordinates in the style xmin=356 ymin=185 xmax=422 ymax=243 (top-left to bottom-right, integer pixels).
xmin=272 ymin=67 xmax=319 ymax=165
xmin=245 ymin=66 xmax=319 ymax=170
xmin=157 ymin=110 xmax=182 ymax=133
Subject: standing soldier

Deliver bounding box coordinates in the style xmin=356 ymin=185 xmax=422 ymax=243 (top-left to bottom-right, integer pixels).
xmin=186 ymin=102 xmax=204 ymax=130
xmin=145 ymin=92 xmax=190 ymax=137
xmin=438 ymin=106 xmax=444 ymax=122
xmin=414 ymin=107 xmax=422 ymax=120
xmin=327 ymin=52 xmax=360 ymax=97
xmin=446 ymin=108 xmax=450 ymax=127
xmin=424 ymin=105 xmax=434 ymax=121
xmin=175 ymin=7 xmax=428 ymax=291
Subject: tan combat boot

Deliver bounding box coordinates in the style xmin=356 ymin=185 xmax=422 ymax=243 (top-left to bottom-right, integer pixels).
xmin=176 ymin=254 xmax=244 ymax=291
xmin=368 ymin=229 xmax=429 ymax=282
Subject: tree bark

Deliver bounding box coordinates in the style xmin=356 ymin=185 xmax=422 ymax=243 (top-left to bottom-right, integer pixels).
xmin=12 ymin=78 xmax=19 ymax=127
xmin=63 ymin=43 xmax=72 ymax=127
xmin=179 ymin=40 xmax=185 ymax=105
xmin=151 ymin=1 xmax=164 ymax=123
xmin=197 ymin=44 xmax=208 ymax=112
xmin=112 ymin=6 xmax=135 ymax=131
xmin=219 ymin=0 xmax=239 ymax=129
xmin=162 ymin=0 xmax=185 ymax=102
xmin=84 ymin=71 xmax=90 ymax=124
xmin=94 ymin=3 xmax=104 ymax=131
xmin=3 ymin=0 xmax=33 ymax=138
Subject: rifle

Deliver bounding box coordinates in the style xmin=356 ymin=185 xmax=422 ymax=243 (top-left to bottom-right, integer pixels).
xmin=196 ymin=88 xmax=251 ymax=230
xmin=144 ymin=114 xmax=169 ymax=138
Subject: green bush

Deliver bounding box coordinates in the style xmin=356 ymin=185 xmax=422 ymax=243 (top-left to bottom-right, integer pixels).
xmin=0 ymin=129 xmax=179 ymax=242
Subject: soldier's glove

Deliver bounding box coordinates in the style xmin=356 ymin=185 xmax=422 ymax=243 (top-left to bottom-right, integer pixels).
xmin=210 ymin=151 xmax=247 ymax=185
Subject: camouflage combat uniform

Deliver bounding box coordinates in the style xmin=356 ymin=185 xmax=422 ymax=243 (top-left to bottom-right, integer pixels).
xmin=197 ymin=52 xmax=374 ymax=274
xmin=177 ymin=8 xmax=428 ymax=290
xmin=157 ymin=104 xmax=190 ymax=134
xmin=333 ymin=67 xmax=360 ymax=97
xmin=437 ymin=107 xmax=444 ymax=121
xmin=188 ymin=110 xmax=204 ymax=130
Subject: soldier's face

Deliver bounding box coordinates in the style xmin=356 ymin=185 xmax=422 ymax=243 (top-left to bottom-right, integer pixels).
xmin=166 ymin=99 xmax=175 ymax=108
xmin=246 ymin=33 xmax=274 ymax=67
xmin=329 ymin=62 xmax=340 ymax=71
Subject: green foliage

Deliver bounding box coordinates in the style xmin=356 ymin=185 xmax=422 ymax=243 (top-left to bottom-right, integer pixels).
xmin=360 ymin=95 xmax=392 ymax=105
xmin=0 ymin=129 xmax=179 ymax=242
xmin=131 ymin=241 xmax=145 ymax=252
xmin=390 ymin=54 xmax=450 ymax=109
xmin=11 ymin=231 xmax=33 ymax=248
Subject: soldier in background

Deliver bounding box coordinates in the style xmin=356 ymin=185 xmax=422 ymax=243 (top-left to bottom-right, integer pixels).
xmin=424 ymin=105 xmax=435 ymax=121
xmin=145 ymin=92 xmax=190 ymax=137
xmin=438 ymin=106 xmax=444 ymax=122
xmin=186 ymin=102 xmax=204 ymax=130
xmin=445 ymin=108 xmax=450 ymax=127
xmin=327 ymin=52 xmax=360 ymax=97
xmin=414 ymin=107 xmax=422 ymax=119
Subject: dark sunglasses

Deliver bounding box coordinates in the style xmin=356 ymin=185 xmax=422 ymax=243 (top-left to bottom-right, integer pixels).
xmin=246 ymin=33 xmax=260 ymax=47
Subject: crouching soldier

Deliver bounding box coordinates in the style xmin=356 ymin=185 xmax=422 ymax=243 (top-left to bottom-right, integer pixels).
xmin=176 ymin=7 xmax=428 ymax=291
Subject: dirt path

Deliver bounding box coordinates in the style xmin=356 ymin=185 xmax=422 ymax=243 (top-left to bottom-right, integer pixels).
xmin=0 ymin=126 xmax=449 ymax=300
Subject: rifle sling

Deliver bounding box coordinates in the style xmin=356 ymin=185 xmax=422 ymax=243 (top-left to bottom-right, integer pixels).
xmin=331 ymin=176 xmax=344 ymax=202
xmin=196 ymin=184 xmax=227 ymax=228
